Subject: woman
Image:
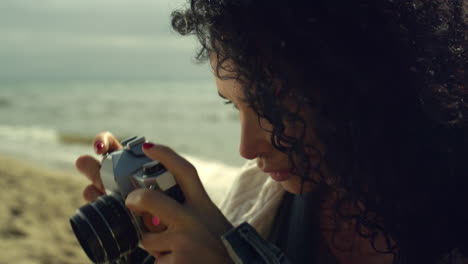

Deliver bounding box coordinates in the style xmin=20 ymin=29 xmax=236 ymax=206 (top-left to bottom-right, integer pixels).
xmin=76 ymin=0 xmax=467 ymax=263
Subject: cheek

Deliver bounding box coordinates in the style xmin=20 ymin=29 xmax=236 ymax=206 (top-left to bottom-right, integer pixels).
xmin=284 ymin=109 xmax=325 ymax=157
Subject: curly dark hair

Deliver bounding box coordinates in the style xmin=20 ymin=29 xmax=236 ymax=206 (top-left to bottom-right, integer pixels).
xmin=171 ymin=0 xmax=468 ymax=263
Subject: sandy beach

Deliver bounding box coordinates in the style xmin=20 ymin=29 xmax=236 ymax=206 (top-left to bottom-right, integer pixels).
xmin=0 ymin=155 xmax=90 ymax=264
xmin=0 ymin=154 xmax=238 ymax=264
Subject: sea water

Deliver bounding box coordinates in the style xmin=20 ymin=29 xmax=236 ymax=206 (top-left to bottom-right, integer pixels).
xmin=0 ymin=0 xmax=243 ymax=206
xmin=0 ymin=80 xmax=245 ymax=173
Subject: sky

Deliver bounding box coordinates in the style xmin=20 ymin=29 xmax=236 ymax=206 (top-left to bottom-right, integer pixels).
xmin=0 ymin=0 xmax=209 ymax=81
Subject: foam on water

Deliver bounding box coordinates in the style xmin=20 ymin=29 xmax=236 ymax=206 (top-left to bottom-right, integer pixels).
xmin=0 ymin=80 xmax=246 ymax=203
xmin=0 ymin=124 xmax=94 ymax=170
xmin=0 ymin=124 xmax=243 ymax=203
xmin=0 ymin=80 xmax=245 ymax=167
xmin=0 ymin=124 xmax=58 ymax=143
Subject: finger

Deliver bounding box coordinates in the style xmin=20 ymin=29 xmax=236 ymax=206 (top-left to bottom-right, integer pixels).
xmin=93 ymin=131 xmax=122 ymax=155
xmin=75 ymin=155 xmax=104 ymax=191
xmin=83 ymin=184 xmax=105 ymax=202
xmin=140 ymin=231 xmax=173 ymax=253
xmin=142 ymin=143 xmax=209 ymax=202
xmin=126 ymin=189 xmax=187 ymax=226
xmin=142 ymin=213 xmax=168 ymax=233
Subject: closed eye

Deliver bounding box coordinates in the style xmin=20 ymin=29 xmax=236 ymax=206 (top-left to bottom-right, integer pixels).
xmin=219 ymin=92 xmax=239 ymax=110
xmin=224 ymin=100 xmax=239 ymax=110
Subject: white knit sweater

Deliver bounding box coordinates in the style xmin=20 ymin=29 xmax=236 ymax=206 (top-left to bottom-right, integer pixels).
xmin=219 ymin=160 xmax=286 ymax=239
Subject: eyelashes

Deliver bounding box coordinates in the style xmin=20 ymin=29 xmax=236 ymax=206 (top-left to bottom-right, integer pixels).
xmin=223 ymin=100 xmax=239 ymax=110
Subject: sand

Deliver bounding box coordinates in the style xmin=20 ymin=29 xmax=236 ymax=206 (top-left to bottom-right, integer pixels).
xmin=0 ymin=155 xmax=89 ymax=264
xmin=0 ymin=154 xmax=238 ymax=264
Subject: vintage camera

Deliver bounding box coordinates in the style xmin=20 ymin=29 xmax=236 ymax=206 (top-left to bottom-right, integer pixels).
xmin=70 ymin=136 xmax=185 ymax=264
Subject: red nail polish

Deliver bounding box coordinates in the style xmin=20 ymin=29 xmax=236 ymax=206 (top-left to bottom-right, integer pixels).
xmin=95 ymin=141 xmax=105 ymax=152
xmin=143 ymin=142 xmax=154 ymax=149
xmin=152 ymin=216 xmax=160 ymax=226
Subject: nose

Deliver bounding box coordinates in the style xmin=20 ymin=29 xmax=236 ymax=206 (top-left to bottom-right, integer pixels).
xmin=239 ymin=109 xmax=271 ymax=160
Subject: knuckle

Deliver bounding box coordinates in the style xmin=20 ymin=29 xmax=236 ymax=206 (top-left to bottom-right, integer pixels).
xmin=149 ymin=143 xmax=198 ymax=174
xmin=75 ymin=155 xmax=90 ymax=168
xmin=129 ymin=191 xmax=144 ymax=206
xmin=135 ymin=188 xmax=156 ymax=206
xmin=180 ymin=161 xmax=197 ymax=173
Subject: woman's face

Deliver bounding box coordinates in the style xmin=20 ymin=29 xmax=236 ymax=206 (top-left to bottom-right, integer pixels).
xmin=211 ymin=56 xmax=323 ymax=194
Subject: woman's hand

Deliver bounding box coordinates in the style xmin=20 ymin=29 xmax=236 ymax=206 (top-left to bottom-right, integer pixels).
xmin=75 ymin=132 xmax=234 ymax=263
xmin=125 ymin=142 xmax=234 ymax=263
xmin=75 ymin=131 xmax=122 ymax=202
xmin=75 ymin=132 xmax=164 ymax=231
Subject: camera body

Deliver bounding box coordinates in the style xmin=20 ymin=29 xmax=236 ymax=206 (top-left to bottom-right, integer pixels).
xmin=70 ymin=136 xmax=184 ymax=264
xmin=100 ymin=136 xmax=184 ymax=205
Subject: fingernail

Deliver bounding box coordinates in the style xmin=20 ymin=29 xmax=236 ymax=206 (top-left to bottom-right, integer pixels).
xmin=143 ymin=142 xmax=155 ymax=149
xmin=151 ymin=216 xmax=160 ymax=226
xmin=95 ymin=141 xmax=105 ymax=153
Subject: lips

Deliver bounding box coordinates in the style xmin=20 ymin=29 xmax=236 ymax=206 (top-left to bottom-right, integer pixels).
xmin=262 ymin=169 xmax=291 ymax=182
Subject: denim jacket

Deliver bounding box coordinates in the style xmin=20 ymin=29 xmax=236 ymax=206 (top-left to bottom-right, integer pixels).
xmin=222 ymin=222 xmax=292 ymax=264
xmin=111 ymin=223 xmax=287 ymax=264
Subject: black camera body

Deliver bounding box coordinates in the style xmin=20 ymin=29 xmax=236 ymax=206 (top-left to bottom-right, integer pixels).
xmin=70 ymin=136 xmax=184 ymax=264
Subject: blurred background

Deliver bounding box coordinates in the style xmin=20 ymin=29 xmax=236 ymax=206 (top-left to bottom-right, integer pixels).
xmin=0 ymin=0 xmax=244 ymax=170
xmin=0 ymin=1 xmax=243 ymax=263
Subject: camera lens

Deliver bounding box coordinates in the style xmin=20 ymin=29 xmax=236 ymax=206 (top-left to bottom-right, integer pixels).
xmin=70 ymin=193 xmax=140 ymax=263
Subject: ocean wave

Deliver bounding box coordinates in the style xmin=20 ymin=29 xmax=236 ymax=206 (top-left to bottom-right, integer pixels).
xmin=58 ymin=134 xmax=136 ymax=146
xmin=0 ymin=125 xmax=59 ymax=143
xmin=0 ymin=125 xmax=137 ymax=147
xmin=57 ymin=134 xmax=94 ymax=145
xmin=0 ymin=124 xmax=241 ymax=204
xmin=0 ymin=125 xmax=242 ymax=172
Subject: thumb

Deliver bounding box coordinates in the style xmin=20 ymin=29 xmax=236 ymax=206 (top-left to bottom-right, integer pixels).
xmin=141 ymin=142 xmax=210 ymax=203
xmin=93 ymin=131 xmax=122 ymax=154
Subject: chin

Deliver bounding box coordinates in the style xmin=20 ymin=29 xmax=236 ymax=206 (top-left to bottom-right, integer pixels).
xmin=279 ymin=177 xmax=315 ymax=194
